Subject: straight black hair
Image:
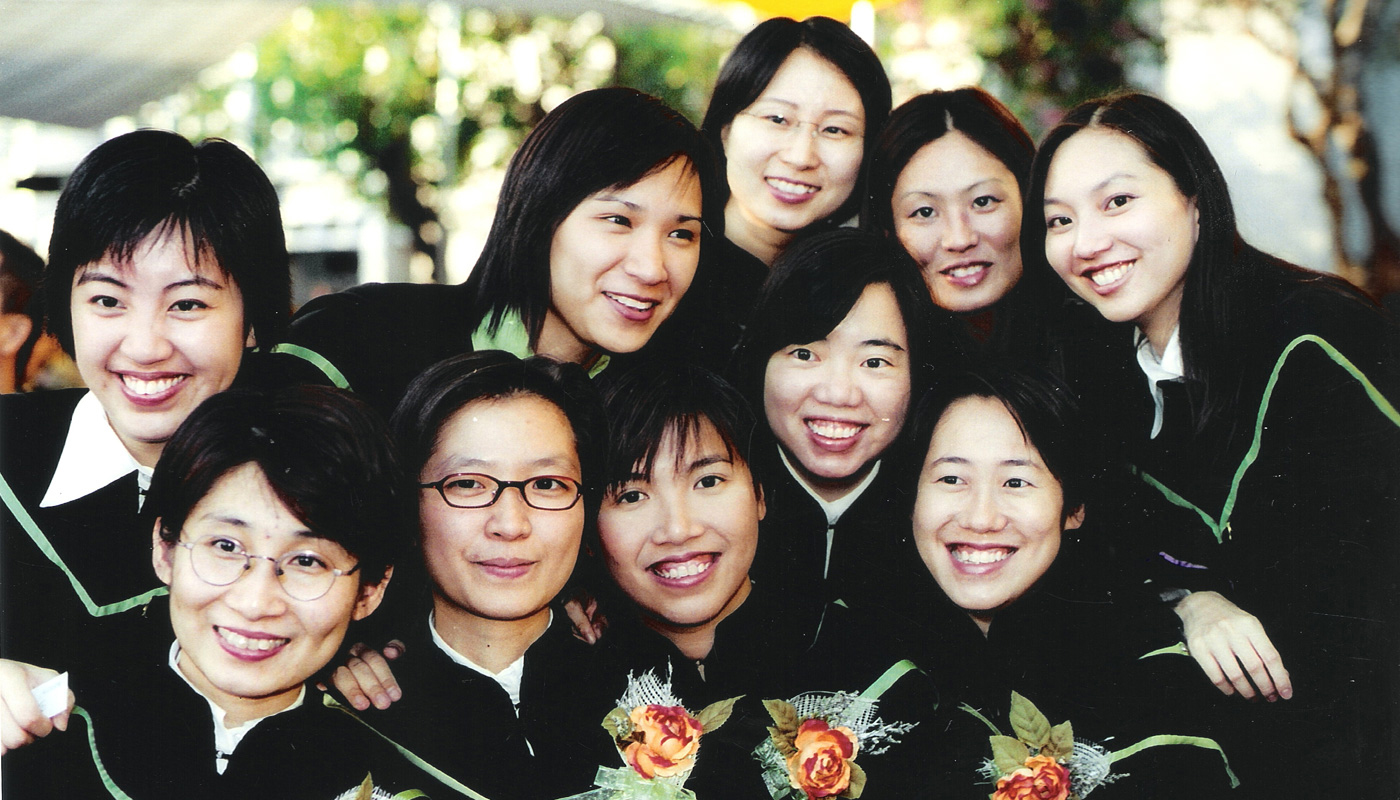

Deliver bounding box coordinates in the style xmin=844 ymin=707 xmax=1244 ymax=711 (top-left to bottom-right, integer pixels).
xmin=45 ymin=130 xmax=290 ymax=354
xmin=701 ymin=16 xmax=891 ymax=227
xmin=146 ymin=386 xmax=403 ymax=585
xmin=908 ymin=366 xmax=1089 ymax=520
xmin=600 ymin=363 xmax=760 ymax=497
xmin=390 ymin=351 xmax=606 ymax=518
xmin=463 ymin=88 xmax=721 ymax=351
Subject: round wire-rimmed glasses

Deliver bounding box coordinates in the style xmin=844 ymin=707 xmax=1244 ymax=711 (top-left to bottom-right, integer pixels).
xmin=418 ymin=473 xmax=583 ymax=511
xmin=176 ymin=536 xmax=360 ymax=602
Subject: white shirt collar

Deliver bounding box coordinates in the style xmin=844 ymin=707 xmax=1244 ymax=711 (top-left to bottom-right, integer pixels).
xmin=428 ymin=609 xmax=553 ymax=709
xmin=777 ymin=446 xmax=881 ymax=578
xmin=1134 ymin=326 xmax=1185 ymax=439
xmin=41 ymin=391 xmax=152 ymax=509
xmin=168 ymin=641 xmax=306 ymax=774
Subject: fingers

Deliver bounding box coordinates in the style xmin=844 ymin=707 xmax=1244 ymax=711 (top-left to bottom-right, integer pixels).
xmin=0 ymin=661 xmax=59 ymax=754
xmin=564 ymin=598 xmax=597 ymax=644
xmin=332 ymin=645 xmax=402 ymax=711
xmin=382 ymin=639 xmax=406 ymax=661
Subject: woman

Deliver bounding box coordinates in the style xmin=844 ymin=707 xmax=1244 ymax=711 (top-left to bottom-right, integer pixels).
xmin=280 ymin=87 xmax=721 ymax=417
xmin=1026 ymin=92 xmax=1400 ymax=794
xmin=730 ymin=228 xmax=961 ymax=620
xmin=0 ymin=130 xmax=290 ymax=672
xmin=903 ymin=368 xmax=1230 ymax=799
xmin=866 ymin=88 xmax=1073 ymax=354
xmin=356 ymin=351 xmax=622 ymax=800
xmin=3 ymin=385 xmax=450 ymax=799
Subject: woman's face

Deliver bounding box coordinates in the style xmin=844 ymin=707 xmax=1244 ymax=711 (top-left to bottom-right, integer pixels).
xmin=1042 ymin=128 xmax=1199 ymax=348
xmin=71 ymin=229 xmax=248 ymax=467
xmin=893 ymin=131 xmax=1024 ymax=313
xmin=542 ymin=159 xmax=703 ymax=363
xmin=721 ymin=48 xmax=865 ymax=247
xmin=417 ymin=395 xmax=584 ymax=628
xmin=153 ymin=463 xmax=385 ymax=725
xmin=597 ymin=420 xmax=762 ymax=631
xmin=912 ymin=396 xmax=1082 ymax=633
xmin=763 ymin=283 xmax=910 ymax=495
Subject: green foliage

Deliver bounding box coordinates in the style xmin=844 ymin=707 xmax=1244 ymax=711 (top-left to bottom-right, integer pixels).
xmin=1008 ymin=691 xmax=1051 ymax=749
xmin=611 ymin=25 xmax=737 ymax=123
xmin=989 ymin=734 xmax=1030 ymax=774
xmin=695 ymin=695 xmax=741 ymax=733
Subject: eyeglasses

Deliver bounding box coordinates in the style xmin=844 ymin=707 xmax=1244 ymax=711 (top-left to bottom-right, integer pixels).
xmin=177 ymin=536 xmax=360 ymax=602
xmin=419 ymin=473 xmax=584 ymax=511
xmin=737 ymin=111 xmax=864 ymax=143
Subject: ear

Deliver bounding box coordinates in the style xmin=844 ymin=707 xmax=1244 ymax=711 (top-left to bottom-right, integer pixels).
xmin=720 ymin=123 xmax=731 ymax=151
xmin=754 ymin=480 xmax=766 ymax=522
xmin=1064 ymin=505 xmax=1085 ymax=531
xmin=152 ymin=520 xmax=175 ymax=586
xmin=1189 ymin=197 xmax=1201 ymax=246
xmin=0 ymin=313 xmax=32 ymax=357
xmin=244 ymin=326 xmax=257 ymax=349
xmin=351 ymin=566 xmax=393 ymax=621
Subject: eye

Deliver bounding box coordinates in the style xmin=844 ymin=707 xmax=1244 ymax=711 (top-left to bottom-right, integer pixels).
xmin=669 ymin=228 xmax=697 ymax=242
xmin=613 ymin=489 xmax=646 ymax=505
xmin=695 ymin=474 xmax=726 ymax=490
xmin=1106 ymin=194 xmax=1133 ymax=210
xmin=1045 ymin=215 xmax=1072 ymax=230
xmin=972 ymin=194 xmax=1000 ymax=210
xmin=170 ymin=299 xmax=209 ymax=313
xmin=603 ymin=214 xmax=632 ymax=227
xmin=908 ymin=206 xmax=934 ymax=220
xmin=283 ymin=551 xmax=332 ymax=574
xmin=90 ymin=295 xmax=122 ymax=310
xmin=445 ymin=476 xmax=484 ymax=490
xmin=820 ymin=125 xmax=852 ymax=139
xmin=198 ymin=536 xmax=246 ymax=560
xmin=935 ymin=475 xmax=963 ymax=486
xmin=762 ymin=114 xmax=789 ymax=127
xmin=788 ymin=347 xmax=814 ymax=361
xmin=861 ymin=356 xmax=892 ymax=369
xmin=1004 ymin=478 xmax=1031 ymax=489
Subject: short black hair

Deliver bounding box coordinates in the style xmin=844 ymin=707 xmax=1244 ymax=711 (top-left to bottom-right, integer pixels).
xmin=866 ymin=87 xmax=1034 ymax=237
xmin=146 ymin=386 xmax=404 ymax=585
xmin=701 ymin=16 xmax=892 ymax=227
xmin=463 ymin=88 xmax=721 ymax=351
xmin=908 ymin=366 xmax=1089 ymax=519
xmin=390 ymin=351 xmax=606 ymax=517
xmin=44 ymin=129 xmax=290 ymax=355
xmin=601 ymin=363 xmax=760 ymax=497
xmin=731 ymin=227 xmax=964 ymax=417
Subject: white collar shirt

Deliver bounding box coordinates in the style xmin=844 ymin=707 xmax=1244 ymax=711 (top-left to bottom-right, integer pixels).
xmin=41 ymin=391 xmax=152 ymax=509
xmin=1134 ymin=326 xmax=1185 ymax=439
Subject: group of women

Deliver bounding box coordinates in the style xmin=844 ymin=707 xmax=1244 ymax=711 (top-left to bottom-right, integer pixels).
xmin=2 ymin=13 xmax=1397 ymax=799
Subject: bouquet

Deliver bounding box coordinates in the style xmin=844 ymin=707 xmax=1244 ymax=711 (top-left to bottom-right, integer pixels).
xmin=755 ymin=691 xmax=916 ymax=800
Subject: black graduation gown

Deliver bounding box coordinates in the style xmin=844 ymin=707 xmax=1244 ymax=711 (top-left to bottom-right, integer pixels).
xmin=2 ymin=632 xmax=455 ymax=800
xmin=0 ymin=389 xmax=168 ymax=672
xmin=356 ymin=612 xmax=627 ymax=800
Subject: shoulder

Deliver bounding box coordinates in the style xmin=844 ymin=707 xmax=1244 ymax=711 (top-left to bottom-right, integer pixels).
xmin=0 ymin=389 xmax=84 ymax=494
xmin=291 ymin=282 xmax=472 ymax=334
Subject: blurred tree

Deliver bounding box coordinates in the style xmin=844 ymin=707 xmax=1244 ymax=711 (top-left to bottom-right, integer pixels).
xmin=611 ymin=25 xmax=737 ymax=123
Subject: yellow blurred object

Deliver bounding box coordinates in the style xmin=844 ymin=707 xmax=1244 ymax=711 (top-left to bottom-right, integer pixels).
xmin=737 ymin=0 xmax=898 ymax=22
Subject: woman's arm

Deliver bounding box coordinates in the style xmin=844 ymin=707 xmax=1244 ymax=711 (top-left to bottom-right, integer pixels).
xmin=0 ymin=659 xmax=73 ymax=754
xmin=1173 ymin=591 xmax=1291 ymax=702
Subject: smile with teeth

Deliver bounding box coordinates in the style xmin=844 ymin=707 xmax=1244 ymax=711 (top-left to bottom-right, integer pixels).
xmin=1088 ymin=261 xmax=1133 ymax=286
xmin=605 ymin=292 xmax=658 ymax=311
xmin=217 ymin=627 xmax=288 ymax=651
xmin=941 ymin=264 xmax=987 ymax=278
xmin=806 ymin=419 xmax=863 ymax=440
xmin=767 ymin=177 xmax=817 ymax=195
xmin=121 ymin=374 xmax=186 ymax=396
xmin=651 ymin=554 xmax=715 ymax=579
xmin=950 ymin=545 xmax=1015 ymax=565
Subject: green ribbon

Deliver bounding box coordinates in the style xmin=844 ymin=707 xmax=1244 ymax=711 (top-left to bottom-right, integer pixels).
xmin=71 ymin=706 xmax=137 ymax=800
xmin=1138 ymin=642 xmax=1191 ymax=660
xmin=555 ymin=765 xmax=697 ymax=800
xmin=321 ymin=694 xmax=492 ymax=799
xmin=859 ymin=659 xmax=918 ymax=700
xmin=266 ymin=342 xmax=353 ymax=389
xmin=1135 ymin=334 xmax=1400 ymax=543
xmin=1108 ymin=733 xmax=1239 ymax=788
xmin=958 ymin=702 xmax=1002 ymax=736
xmin=0 ymin=471 xmax=168 ymax=617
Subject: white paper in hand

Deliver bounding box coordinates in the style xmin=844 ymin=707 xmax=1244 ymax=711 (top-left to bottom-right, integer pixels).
xmin=31 ymin=671 xmax=69 ymax=718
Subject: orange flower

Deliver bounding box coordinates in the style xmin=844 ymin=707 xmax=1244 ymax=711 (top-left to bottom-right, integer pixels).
xmin=785 ymin=719 xmax=860 ymax=798
xmin=624 ymin=705 xmax=703 ymax=778
xmin=993 ymin=755 xmax=1071 ymax=800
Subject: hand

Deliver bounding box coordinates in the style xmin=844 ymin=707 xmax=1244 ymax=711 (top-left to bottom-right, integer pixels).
xmin=1 ymin=659 xmax=74 ymax=754
xmin=330 ymin=640 xmax=405 ymax=711
xmin=564 ymin=594 xmax=607 ymax=644
xmin=1174 ymin=591 xmax=1292 ymax=701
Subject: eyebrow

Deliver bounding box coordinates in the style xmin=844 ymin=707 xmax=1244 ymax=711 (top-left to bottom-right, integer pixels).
xmin=593 ymin=194 xmax=703 ymax=226
xmin=75 ymin=272 xmax=226 ymax=292
xmin=861 ymin=338 xmax=906 ymax=350
xmin=201 ymin=513 xmax=317 ymax=540
xmin=1044 ymin=172 xmax=1134 ymax=206
xmin=435 ymin=455 xmax=577 ymax=473
xmin=928 ymin=456 xmax=1043 ymax=469
xmin=687 ymin=453 xmax=733 ymax=473
xmin=751 ymin=97 xmax=861 ymax=119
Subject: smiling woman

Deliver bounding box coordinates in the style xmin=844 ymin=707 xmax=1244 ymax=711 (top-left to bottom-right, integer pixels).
xmin=279 ymin=88 xmax=721 ymax=418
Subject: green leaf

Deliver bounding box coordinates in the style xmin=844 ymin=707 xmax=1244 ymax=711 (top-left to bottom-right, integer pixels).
xmin=769 ymin=726 xmax=799 ymax=758
xmin=844 ymin=760 xmax=867 ymax=798
xmin=602 ymin=706 xmax=630 ymax=744
xmin=696 ymin=695 xmax=742 ymax=733
xmin=763 ymin=699 xmax=801 ymax=740
xmin=1009 ymin=692 xmax=1051 ymax=748
xmin=990 ymin=735 xmax=1030 ymax=775
xmin=1043 ymin=720 xmax=1075 ymax=760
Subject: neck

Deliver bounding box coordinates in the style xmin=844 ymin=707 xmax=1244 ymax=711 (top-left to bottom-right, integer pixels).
xmin=783 ymin=446 xmax=870 ymax=504
xmin=971 ymin=612 xmax=992 ymax=638
xmin=642 ymin=578 xmax=752 ymax=662
xmin=114 ymin=428 xmax=162 ymax=469
xmin=432 ymin=596 xmax=551 ymax=674
xmin=176 ymin=651 xmax=299 ymax=728
xmin=1138 ymin=294 xmax=1182 ymax=360
xmin=724 ymin=200 xmax=792 ymax=267
xmin=536 ymin=311 xmax=597 ymax=367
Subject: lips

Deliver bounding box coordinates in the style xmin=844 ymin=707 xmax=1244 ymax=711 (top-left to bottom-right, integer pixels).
xmin=1082 ymin=260 xmax=1134 ymax=293
xmin=604 ymin=291 xmax=660 ymax=323
xmin=938 ymin=262 xmax=990 ymax=289
xmin=216 ymin=626 xmax=289 ymax=662
xmin=648 ymin=553 xmax=717 ymax=588
xmin=473 ymin=557 xmax=536 ymax=579
xmin=947 ymin=543 xmax=1016 ymax=575
xmin=117 ymin=372 xmax=188 ymax=406
xmin=766 ymin=176 xmax=819 ymax=204
xmin=804 ymin=417 xmax=866 ymax=452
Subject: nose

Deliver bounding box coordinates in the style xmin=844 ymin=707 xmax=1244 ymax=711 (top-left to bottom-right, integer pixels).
xmin=943 ymin=210 xmax=978 ymax=252
xmin=1071 ymin=216 xmax=1112 ymax=262
xmin=810 ymin=362 xmax=862 ymax=408
xmin=221 ymin=558 xmax=289 ymax=619
xmin=778 ymin=123 xmax=819 ymax=169
xmin=957 ymin=485 xmax=1007 ymax=533
xmin=485 ymin=488 xmax=533 ymax=540
xmin=119 ymin=308 xmax=175 ymax=365
xmin=622 ymin=230 xmax=668 ymax=286
xmin=656 ymin=495 xmax=705 ymax=546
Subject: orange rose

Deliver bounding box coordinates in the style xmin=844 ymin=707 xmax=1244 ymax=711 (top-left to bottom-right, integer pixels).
xmin=993 ymin=755 xmax=1071 ymax=800
xmin=624 ymin=705 xmax=703 ymax=778
xmin=785 ymin=719 xmax=860 ymax=799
